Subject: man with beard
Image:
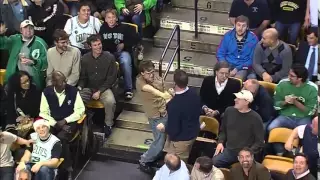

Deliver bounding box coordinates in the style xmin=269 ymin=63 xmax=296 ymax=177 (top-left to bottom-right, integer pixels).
xmin=216 ymin=15 xmax=258 ymax=81
xmin=0 ymin=20 xmax=48 ymax=89
xmin=46 ymin=29 xmax=81 ymax=86
xmin=230 ymin=147 xmax=271 ymax=180
xmin=253 ymin=28 xmax=293 ymax=83
xmin=99 ymin=9 xmax=138 ymax=100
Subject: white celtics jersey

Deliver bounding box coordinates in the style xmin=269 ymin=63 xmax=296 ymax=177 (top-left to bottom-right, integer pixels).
xmin=30 ymin=133 xmax=60 ymax=163
xmin=64 ymin=16 xmax=102 ymax=49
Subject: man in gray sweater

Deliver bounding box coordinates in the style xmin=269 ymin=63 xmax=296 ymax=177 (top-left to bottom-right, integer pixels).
xmin=212 ymin=90 xmax=264 ymax=168
xmin=253 ymin=28 xmax=292 ymax=83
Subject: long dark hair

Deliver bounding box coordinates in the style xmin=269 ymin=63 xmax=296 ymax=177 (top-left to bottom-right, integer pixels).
xmin=7 ymin=71 xmax=33 ymax=94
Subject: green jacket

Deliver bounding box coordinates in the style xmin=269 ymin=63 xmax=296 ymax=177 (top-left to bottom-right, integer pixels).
xmin=274 ymin=79 xmax=318 ymax=118
xmin=0 ymin=34 xmax=48 ymax=88
xmin=114 ymin=0 xmax=156 ymax=26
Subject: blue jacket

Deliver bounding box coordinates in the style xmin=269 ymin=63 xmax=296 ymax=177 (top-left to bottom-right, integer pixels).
xmin=216 ymin=29 xmax=258 ymax=70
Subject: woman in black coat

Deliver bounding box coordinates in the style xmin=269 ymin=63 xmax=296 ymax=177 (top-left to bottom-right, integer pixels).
xmin=5 ymin=71 xmax=41 ymax=132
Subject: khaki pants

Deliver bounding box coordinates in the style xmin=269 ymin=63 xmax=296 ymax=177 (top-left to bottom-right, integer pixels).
xmin=163 ymin=136 xmax=195 ymax=162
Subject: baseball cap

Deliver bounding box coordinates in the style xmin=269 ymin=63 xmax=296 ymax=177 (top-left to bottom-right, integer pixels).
xmin=20 ymin=20 xmax=34 ymax=28
xmin=234 ymin=90 xmax=254 ymax=103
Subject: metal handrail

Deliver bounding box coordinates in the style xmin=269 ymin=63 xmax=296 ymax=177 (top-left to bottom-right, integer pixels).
xmin=194 ymin=0 xmax=198 ymax=38
xmin=159 ymin=25 xmax=181 ymax=80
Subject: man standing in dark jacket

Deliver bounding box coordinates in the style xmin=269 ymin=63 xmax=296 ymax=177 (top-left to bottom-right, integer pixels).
xmin=99 ymin=9 xmax=138 ymax=100
xmin=158 ymin=69 xmax=201 ymax=162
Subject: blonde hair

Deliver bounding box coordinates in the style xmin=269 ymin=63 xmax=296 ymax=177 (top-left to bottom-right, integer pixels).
xmin=105 ymin=9 xmax=118 ymax=17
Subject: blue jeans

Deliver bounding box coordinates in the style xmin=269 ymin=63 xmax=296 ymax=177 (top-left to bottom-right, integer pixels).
xmin=140 ymin=116 xmax=167 ymax=163
xmin=267 ymin=115 xmax=311 ymax=154
xmin=212 ymin=148 xmax=239 ymax=168
xmin=66 ymin=2 xmax=77 ymax=16
xmin=118 ymin=51 xmax=133 ymax=91
xmin=275 ymin=22 xmax=301 ymax=45
xmin=236 ymin=69 xmax=256 ymax=81
xmin=119 ymin=14 xmax=143 ymax=38
xmin=0 ymin=167 xmax=14 ymax=180
xmin=26 ymin=163 xmax=55 ymax=180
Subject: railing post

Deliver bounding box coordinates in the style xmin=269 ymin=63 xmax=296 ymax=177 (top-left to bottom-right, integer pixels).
xmin=177 ymin=26 xmax=181 ymax=70
xmin=159 ymin=58 xmax=162 ymax=77
xmin=194 ymin=0 xmax=198 ymax=39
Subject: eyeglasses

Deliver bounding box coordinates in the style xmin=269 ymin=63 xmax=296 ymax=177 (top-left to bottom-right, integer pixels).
xmin=21 ymin=79 xmax=30 ymax=85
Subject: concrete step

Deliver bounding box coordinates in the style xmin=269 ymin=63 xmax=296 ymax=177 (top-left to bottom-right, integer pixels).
xmin=144 ymin=46 xmax=216 ymax=76
xmin=119 ymin=90 xmax=144 ymax=113
xmin=116 ymin=110 xmax=150 ymax=131
xmin=104 ymin=128 xmax=153 ymax=153
xmin=171 ymin=0 xmax=232 ymax=13
xmin=160 ymin=7 xmax=232 ymax=35
xmin=154 ymin=29 xmax=222 ymax=54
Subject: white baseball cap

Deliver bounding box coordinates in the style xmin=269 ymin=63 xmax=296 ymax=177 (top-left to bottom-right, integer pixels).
xmin=20 ymin=20 xmax=34 ymax=28
xmin=234 ymin=90 xmax=254 ymax=103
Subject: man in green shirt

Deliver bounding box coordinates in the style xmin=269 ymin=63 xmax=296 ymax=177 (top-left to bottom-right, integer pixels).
xmin=0 ymin=20 xmax=48 ymax=89
xmin=268 ymin=64 xmax=318 ymax=155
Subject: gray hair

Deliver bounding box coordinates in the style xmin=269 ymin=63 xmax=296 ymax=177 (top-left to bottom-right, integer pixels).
xmin=18 ymin=169 xmax=32 ymax=180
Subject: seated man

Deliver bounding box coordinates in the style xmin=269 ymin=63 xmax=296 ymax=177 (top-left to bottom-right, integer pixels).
xmin=16 ymin=118 xmax=62 ymax=180
xmin=39 ymin=71 xmax=85 ymax=179
xmin=230 ymin=147 xmax=271 ymax=180
xmin=46 ymin=29 xmax=81 ymax=86
xmin=212 ymin=90 xmax=264 ymax=168
xmin=0 ymin=131 xmax=33 ymax=180
xmin=78 ymin=34 xmax=117 ymax=138
xmin=190 ymin=156 xmax=224 ymax=180
xmin=285 ymin=153 xmax=316 ymax=180
xmin=243 ymin=79 xmax=276 ymax=130
xmin=99 ymin=9 xmax=138 ymax=99
xmin=216 ymin=15 xmax=258 ymax=81
xmin=285 ymin=116 xmax=318 ymax=177
xmin=200 ymin=61 xmax=242 ymax=122
xmin=64 ymin=2 xmax=102 ymax=55
xmin=269 ymin=64 xmax=318 ymax=155
xmin=295 ymin=29 xmax=318 ymax=82
xmin=253 ymin=28 xmax=293 ymax=83
xmin=153 ymin=153 xmax=190 ymax=180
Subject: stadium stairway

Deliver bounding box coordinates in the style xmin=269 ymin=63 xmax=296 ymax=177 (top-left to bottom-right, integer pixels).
xmin=95 ymin=0 xmax=233 ymax=165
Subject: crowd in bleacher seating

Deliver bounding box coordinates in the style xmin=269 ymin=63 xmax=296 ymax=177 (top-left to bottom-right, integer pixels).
xmin=0 ymin=0 xmax=319 ymax=179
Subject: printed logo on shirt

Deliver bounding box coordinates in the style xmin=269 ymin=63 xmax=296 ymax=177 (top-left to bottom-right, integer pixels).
xmin=68 ymin=100 xmax=71 ymax=105
xmin=32 ymin=144 xmax=48 ymax=158
xmin=31 ymin=49 xmax=40 ymax=59
xmin=280 ymin=1 xmax=299 ymax=11
xmin=252 ymin=7 xmax=258 ymax=12
xmin=102 ymin=33 xmax=124 ymax=45
xmin=75 ymin=33 xmax=91 ymax=43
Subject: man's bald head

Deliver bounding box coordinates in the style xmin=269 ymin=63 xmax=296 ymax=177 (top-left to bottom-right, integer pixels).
xmin=164 ymin=153 xmax=181 ymax=171
xmin=263 ymin=28 xmax=279 ymax=40
xmin=51 ymin=71 xmax=66 ymax=93
xmin=261 ymin=28 xmax=279 ymax=47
